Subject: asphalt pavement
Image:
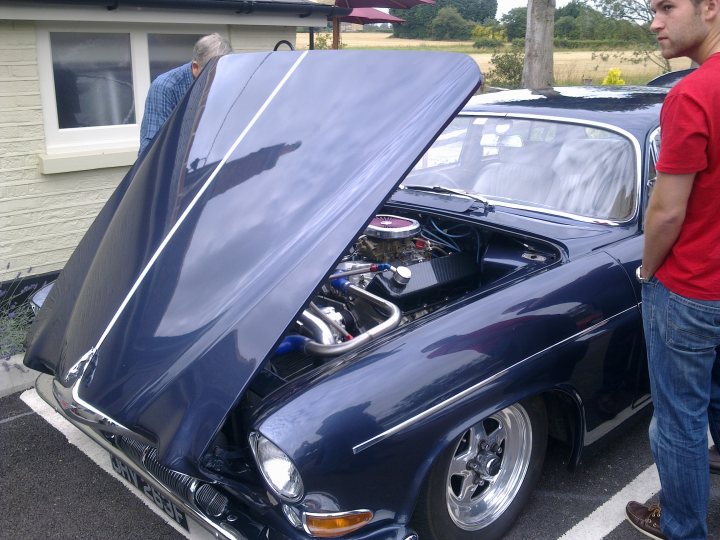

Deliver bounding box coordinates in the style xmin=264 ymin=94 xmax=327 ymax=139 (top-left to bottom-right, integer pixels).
xmin=0 ymin=391 xmax=184 ymax=539
xmin=2 ymin=367 xmax=719 ymax=539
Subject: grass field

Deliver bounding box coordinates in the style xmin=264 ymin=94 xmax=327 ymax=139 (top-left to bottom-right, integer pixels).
xmin=295 ymin=31 xmax=691 ymax=86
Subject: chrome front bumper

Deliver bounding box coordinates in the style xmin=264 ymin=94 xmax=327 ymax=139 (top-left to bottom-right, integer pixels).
xmin=35 ymin=373 xmax=260 ymax=540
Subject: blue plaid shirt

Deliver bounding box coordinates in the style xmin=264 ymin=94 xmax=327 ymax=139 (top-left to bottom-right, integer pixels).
xmin=139 ymin=62 xmax=194 ymax=155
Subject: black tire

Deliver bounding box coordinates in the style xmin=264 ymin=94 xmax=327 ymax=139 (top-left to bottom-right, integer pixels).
xmin=413 ymin=397 xmax=548 ymax=540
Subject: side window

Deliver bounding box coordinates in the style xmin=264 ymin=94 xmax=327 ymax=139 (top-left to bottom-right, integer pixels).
xmin=413 ymin=117 xmax=472 ymax=170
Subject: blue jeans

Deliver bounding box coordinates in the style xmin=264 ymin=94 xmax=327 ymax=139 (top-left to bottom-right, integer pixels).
xmin=642 ymin=278 xmax=720 ymax=540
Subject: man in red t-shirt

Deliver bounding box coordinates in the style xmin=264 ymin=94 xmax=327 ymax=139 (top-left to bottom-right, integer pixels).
xmin=625 ymin=0 xmax=720 ymax=538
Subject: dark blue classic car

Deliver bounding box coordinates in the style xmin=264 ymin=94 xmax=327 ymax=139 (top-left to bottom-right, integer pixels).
xmin=25 ymin=51 xmax=667 ymax=540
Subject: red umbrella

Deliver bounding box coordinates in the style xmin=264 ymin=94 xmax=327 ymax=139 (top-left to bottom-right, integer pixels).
xmin=330 ymin=0 xmax=433 ymax=48
xmin=335 ymin=0 xmax=432 ymax=8
xmin=339 ymin=7 xmax=406 ymax=25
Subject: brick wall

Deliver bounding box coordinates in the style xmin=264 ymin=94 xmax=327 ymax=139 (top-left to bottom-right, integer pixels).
xmin=0 ymin=21 xmax=123 ymax=283
xmin=0 ymin=21 xmax=297 ymax=284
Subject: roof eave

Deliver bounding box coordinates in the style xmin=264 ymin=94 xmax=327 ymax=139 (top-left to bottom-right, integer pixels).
xmin=4 ymin=0 xmax=351 ymax=17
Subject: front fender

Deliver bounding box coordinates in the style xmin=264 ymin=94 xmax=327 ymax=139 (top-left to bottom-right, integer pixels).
xmin=255 ymin=250 xmax=637 ymax=521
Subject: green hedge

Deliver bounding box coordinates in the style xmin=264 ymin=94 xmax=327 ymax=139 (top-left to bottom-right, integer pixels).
xmin=473 ymin=38 xmax=505 ymax=49
xmin=553 ymin=38 xmax=642 ymax=49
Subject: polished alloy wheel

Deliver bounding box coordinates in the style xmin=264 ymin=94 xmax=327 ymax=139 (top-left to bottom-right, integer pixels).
xmin=445 ymin=403 xmax=533 ymax=530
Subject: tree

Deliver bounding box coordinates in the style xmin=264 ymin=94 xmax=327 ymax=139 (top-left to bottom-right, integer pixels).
xmin=592 ymin=0 xmax=671 ymax=71
xmin=431 ymin=7 xmax=474 ymax=39
xmin=392 ymin=0 xmax=498 ymax=39
xmin=501 ymin=7 xmax=527 ymax=41
xmin=554 ymin=15 xmax=578 ymax=39
xmin=522 ymin=0 xmax=555 ymax=89
xmin=487 ymin=45 xmax=524 ymax=87
xmin=593 ymin=0 xmax=652 ymax=23
xmin=392 ymin=4 xmax=437 ymax=38
xmin=555 ymin=0 xmax=584 ymax=19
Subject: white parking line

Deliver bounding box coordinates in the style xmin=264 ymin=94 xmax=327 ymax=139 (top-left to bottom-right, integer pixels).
xmin=20 ymin=388 xmax=213 ymax=540
xmin=559 ymin=433 xmax=714 ymax=540
xmin=558 ymin=465 xmax=660 ymax=540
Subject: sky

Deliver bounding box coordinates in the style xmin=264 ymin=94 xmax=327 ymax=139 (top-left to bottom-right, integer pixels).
xmin=496 ymin=0 xmax=572 ymax=19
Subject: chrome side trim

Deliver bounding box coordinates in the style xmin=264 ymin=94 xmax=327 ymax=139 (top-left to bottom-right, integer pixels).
xmin=352 ymin=305 xmax=639 ymax=454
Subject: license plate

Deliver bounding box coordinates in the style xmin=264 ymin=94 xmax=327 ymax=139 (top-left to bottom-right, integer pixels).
xmin=111 ymin=455 xmax=189 ymax=531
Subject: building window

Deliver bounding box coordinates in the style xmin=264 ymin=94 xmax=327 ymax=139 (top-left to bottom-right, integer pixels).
xmin=148 ymin=33 xmax=203 ymax=81
xmin=37 ymin=25 xmax=218 ymax=155
xmin=50 ymin=32 xmax=135 ymax=129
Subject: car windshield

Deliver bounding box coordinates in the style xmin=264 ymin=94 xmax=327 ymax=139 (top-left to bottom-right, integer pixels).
xmin=403 ymin=116 xmax=637 ymax=221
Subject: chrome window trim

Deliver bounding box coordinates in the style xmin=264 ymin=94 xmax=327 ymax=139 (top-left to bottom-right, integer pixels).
xmin=649 ymin=125 xmax=661 ymax=163
xmin=449 ymin=112 xmax=644 ymax=226
xmin=352 ymin=305 xmax=639 ymax=454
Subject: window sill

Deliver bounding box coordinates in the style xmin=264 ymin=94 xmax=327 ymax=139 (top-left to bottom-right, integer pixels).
xmin=39 ymin=147 xmax=138 ymax=174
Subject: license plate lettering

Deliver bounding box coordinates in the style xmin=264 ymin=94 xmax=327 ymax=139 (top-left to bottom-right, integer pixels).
xmin=111 ymin=455 xmax=189 ymax=530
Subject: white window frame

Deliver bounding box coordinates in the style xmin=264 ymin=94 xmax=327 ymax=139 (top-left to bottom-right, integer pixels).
xmin=36 ymin=23 xmax=221 ymax=156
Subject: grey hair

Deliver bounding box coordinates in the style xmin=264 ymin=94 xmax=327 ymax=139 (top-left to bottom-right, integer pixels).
xmin=192 ymin=33 xmax=232 ymax=69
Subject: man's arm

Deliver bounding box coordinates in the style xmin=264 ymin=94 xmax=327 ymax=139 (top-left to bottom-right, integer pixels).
xmin=138 ymin=78 xmax=177 ymax=155
xmin=640 ymin=171 xmax=695 ymax=279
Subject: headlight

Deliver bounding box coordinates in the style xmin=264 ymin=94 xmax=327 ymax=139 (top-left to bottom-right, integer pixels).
xmin=249 ymin=432 xmax=304 ymax=502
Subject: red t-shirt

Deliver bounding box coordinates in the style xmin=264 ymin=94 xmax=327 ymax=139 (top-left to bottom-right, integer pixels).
xmin=655 ymin=54 xmax=720 ymax=300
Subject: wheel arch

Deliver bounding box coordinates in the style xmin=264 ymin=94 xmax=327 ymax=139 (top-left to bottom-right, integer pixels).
xmin=541 ymin=385 xmax=586 ymax=470
xmin=407 ymin=385 xmax=585 ymax=525
xmin=409 ymin=393 xmax=549 ymax=539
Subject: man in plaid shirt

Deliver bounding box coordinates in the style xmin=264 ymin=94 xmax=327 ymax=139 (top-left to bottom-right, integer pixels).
xmin=139 ymin=33 xmax=231 ymax=155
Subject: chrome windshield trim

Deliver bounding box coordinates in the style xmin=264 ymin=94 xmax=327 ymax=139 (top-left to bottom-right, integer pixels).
xmin=352 ymin=305 xmax=639 ymax=454
xmin=452 ymin=112 xmax=644 ymax=226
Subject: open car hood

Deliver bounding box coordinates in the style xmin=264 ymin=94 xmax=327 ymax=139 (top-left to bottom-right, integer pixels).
xmin=25 ymin=51 xmax=481 ymax=473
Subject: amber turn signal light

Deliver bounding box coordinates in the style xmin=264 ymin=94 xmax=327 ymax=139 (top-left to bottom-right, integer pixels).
xmin=304 ymin=510 xmax=373 ymax=538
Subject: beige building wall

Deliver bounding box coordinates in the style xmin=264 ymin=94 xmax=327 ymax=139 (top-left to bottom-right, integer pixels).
xmin=0 ymin=21 xmax=117 ymax=283
xmin=0 ymin=20 xmax=297 ymax=284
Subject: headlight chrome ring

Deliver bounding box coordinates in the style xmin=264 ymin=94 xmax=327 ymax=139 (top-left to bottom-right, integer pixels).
xmin=249 ymin=432 xmax=304 ymax=502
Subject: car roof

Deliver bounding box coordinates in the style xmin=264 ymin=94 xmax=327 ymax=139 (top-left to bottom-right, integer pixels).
xmin=462 ymin=86 xmax=667 ymax=139
xmin=647 ymin=68 xmax=696 ymax=87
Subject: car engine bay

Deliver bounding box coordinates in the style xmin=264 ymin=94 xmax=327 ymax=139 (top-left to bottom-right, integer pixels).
xmin=265 ymin=208 xmax=560 ymax=383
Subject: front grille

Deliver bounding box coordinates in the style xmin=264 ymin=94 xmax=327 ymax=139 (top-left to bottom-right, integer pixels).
xmin=117 ymin=436 xmax=197 ymax=501
xmin=144 ymin=447 xmax=198 ymax=501
xmin=195 ymin=483 xmax=230 ymax=518
xmin=117 ymin=435 xmax=147 ymax=462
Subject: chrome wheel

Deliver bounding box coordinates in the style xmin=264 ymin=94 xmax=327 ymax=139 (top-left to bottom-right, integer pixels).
xmin=445 ymin=403 xmax=533 ymax=530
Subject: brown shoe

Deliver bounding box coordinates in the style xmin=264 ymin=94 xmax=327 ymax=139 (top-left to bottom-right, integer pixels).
xmin=711 ymin=445 xmax=720 ymax=475
xmin=625 ymin=501 xmax=665 ymax=539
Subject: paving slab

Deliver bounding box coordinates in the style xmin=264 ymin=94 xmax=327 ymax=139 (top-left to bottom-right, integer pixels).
xmin=0 ymin=353 xmax=39 ymax=398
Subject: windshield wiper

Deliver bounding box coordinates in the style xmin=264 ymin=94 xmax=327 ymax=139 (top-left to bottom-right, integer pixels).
xmin=401 ymin=184 xmax=492 ymax=209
